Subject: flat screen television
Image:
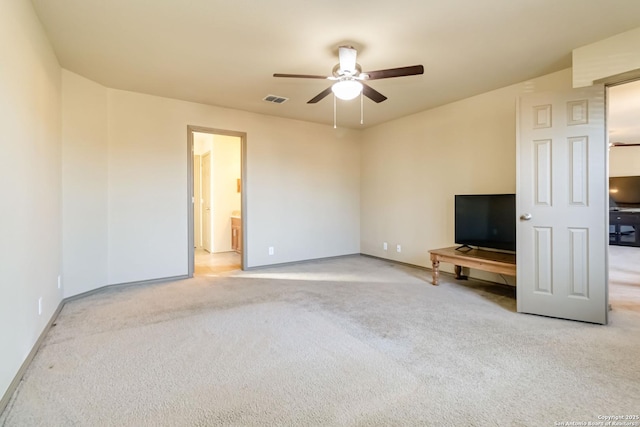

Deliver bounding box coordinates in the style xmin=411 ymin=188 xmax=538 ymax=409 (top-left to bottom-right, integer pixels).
xmin=455 ymin=194 xmax=516 ymax=251
xmin=609 ymin=176 xmax=640 ymax=208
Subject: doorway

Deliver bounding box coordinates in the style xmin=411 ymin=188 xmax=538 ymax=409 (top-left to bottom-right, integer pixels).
xmin=607 ymin=80 xmax=640 ymax=312
xmin=187 ymin=126 xmax=247 ymax=276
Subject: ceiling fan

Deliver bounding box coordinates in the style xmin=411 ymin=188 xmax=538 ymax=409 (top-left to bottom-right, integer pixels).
xmin=273 ymin=46 xmax=424 ymax=104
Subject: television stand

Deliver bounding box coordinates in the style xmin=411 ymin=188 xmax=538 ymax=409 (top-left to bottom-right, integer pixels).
xmin=429 ymin=246 xmax=516 ymax=286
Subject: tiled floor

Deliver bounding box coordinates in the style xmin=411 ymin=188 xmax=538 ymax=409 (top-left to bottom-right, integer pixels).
xmin=194 ymin=249 xmax=241 ymax=276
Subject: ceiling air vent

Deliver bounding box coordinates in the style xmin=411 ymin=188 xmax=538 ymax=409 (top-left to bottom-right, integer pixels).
xmin=263 ymin=95 xmax=289 ymax=104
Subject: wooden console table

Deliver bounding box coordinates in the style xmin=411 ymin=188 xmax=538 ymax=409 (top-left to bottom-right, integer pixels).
xmin=428 ymin=246 xmax=516 ymax=285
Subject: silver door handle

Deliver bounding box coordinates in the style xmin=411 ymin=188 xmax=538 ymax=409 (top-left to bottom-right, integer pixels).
xmin=520 ymin=213 xmax=532 ymax=221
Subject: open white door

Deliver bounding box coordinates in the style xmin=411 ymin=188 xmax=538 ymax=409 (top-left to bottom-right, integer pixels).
xmin=516 ymin=85 xmax=608 ymax=324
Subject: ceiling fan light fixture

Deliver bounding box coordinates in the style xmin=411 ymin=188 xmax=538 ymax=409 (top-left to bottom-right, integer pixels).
xmin=332 ymin=80 xmax=363 ymax=101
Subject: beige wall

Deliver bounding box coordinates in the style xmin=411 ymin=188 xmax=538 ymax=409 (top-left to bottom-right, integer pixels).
xmin=62 ymin=70 xmax=109 ymax=297
xmin=106 ymin=89 xmax=188 ymax=284
xmin=573 ymin=27 xmax=640 ymax=87
xmin=59 ymin=75 xmax=361 ymax=285
xmin=610 ymin=146 xmax=640 ymax=177
xmin=0 ymin=0 xmax=62 ymax=403
xmin=360 ymin=69 xmax=573 ymax=283
xmin=105 ymin=89 xmax=361 ymax=277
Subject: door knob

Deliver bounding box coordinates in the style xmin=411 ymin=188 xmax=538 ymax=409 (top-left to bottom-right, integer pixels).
xmin=520 ymin=213 xmax=532 ymax=221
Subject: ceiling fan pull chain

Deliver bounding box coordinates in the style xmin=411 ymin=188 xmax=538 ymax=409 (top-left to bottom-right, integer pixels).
xmin=360 ymin=92 xmax=364 ymax=125
xmin=333 ymin=94 xmax=337 ymax=129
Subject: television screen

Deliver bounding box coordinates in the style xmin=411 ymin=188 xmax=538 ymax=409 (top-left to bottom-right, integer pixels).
xmin=609 ymin=176 xmax=640 ymax=207
xmin=455 ymin=194 xmax=516 ymax=251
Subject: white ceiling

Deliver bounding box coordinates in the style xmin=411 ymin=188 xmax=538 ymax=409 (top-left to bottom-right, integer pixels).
xmin=31 ymin=0 xmax=640 ymax=129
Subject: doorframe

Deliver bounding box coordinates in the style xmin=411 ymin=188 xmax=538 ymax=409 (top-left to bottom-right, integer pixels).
xmin=603 ymin=75 xmax=640 ymax=309
xmin=187 ymin=125 xmax=247 ymax=276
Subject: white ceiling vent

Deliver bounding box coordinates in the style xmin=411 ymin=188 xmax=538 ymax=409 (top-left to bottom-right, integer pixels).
xmin=263 ymin=95 xmax=289 ymax=104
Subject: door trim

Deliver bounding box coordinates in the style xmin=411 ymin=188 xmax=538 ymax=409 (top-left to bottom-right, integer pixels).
xmin=187 ymin=125 xmax=247 ymax=276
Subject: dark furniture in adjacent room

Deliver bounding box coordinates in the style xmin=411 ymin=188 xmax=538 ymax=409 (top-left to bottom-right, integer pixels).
xmin=609 ymin=176 xmax=640 ymax=248
xmin=610 ymin=210 xmax=640 ymax=247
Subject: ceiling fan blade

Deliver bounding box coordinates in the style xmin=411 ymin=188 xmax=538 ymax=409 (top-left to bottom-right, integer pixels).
xmin=364 ymin=65 xmax=424 ymax=80
xmin=273 ymin=73 xmax=328 ymax=79
xmin=338 ymin=46 xmax=357 ymax=74
xmin=611 ymin=142 xmax=640 ymax=147
xmin=362 ymin=83 xmax=387 ymax=103
xmin=307 ymin=87 xmax=333 ymax=104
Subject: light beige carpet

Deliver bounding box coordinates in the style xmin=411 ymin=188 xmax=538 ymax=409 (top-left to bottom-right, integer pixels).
xmin=609 ymin=245 xmax=640 ymax=311
xmin=1 ymin=255 xmax=639 ymax=426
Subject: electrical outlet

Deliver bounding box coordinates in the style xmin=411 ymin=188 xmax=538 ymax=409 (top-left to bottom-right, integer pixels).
xmin=396 ymin=244 xmax=402 ymax=253
xmin=268 ymin=246 xmax=274 ymax=256
xmin=383 ymin=242 xmax=388 ymax=250
xmin=57 ymin=275 xmax=61 ymax=289
xmin=38 ymin=297 xmax=42 ymax=316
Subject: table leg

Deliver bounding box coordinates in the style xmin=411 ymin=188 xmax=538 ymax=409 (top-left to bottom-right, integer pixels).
xmin=454 ymin=265 xmax=468 ymax=280
xmin=431 ymin=260 xmax=439 ymax=286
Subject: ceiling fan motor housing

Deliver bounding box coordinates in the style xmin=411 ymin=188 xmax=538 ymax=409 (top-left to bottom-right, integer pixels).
xmin=332 ymin=63 xmax=362 ymax=79
xmin=273 ymin=45 xmax=424 ymax=104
